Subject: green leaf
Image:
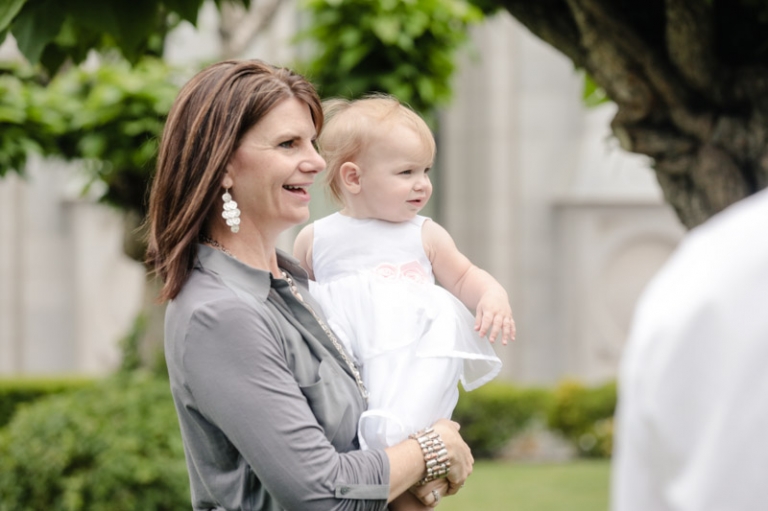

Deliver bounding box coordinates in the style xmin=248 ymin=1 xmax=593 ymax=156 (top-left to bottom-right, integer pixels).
xmin=582 ymin=72 xmax=610 ymax=108
xmin=112 ymin=0 xmax=159 ymax=55
xmin=65 ymin=0 xmax=120 ymax=36
xmin=10 ymin=0 xmax=65 ymax=65
xmin=416 ymin=76 xmax=436 ymax=104
xmin=164 ymin=0 xmax=205 ymax=24
xmin=0 ymin=0 xmax=26 ymax=32
xmin=371 ymin=16 xmax=401 ymax=45
xmin=339 ymin=44 xmax=369 ymax=72
xmin=38 ymin=44 xmax=68 ymax=76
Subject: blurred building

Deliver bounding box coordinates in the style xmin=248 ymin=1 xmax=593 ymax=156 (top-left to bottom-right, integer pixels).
xmin=0 ymin=5 xmax=684 ymax=383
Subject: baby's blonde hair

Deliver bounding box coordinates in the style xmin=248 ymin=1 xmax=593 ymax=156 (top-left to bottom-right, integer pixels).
xmin=319 ymin=93 xmax=436 ymax=205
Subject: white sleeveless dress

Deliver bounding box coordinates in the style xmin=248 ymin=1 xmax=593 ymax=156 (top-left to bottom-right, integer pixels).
xmin=310 ymin=213 xmax=502 ymax=450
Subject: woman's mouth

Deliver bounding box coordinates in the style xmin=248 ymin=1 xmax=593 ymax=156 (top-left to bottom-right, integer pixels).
xmin=284 ymin=184 xmax=310 ymax=200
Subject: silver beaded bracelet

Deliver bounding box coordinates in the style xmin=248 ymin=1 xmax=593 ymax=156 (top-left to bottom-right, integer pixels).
xmin=409 ymin=427 xmax=451 ymax=485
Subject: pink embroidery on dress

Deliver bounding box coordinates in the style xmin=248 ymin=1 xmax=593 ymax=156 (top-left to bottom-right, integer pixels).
xmin=373 ymin=263 xmax=398 ymax=280
xmin=373 ymin=261 xmax=428 ymax=284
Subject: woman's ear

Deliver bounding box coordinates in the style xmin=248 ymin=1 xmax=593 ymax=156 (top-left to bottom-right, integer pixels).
xmin=340 ymin=162 xmax=362 ymax=194
xmin=221 ymin=169 xmax=234 ymax=190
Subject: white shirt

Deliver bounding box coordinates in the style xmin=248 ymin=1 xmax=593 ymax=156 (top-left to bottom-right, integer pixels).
xmin=612 ymin=189 xmax=768 ymax=511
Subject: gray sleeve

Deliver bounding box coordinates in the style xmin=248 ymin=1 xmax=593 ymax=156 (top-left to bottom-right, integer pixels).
xmin=183 ymin=298 xmax=390 ymax=511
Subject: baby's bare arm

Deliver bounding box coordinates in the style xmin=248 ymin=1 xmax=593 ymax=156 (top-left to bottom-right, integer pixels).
xmin=423 ymin=220 xmax=515 ymax=344
xmin=293 ymin=223 xmax=315 ymax=280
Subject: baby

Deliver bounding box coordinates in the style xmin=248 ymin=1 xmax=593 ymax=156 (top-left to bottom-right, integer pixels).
xmin=294 ymin=95 xmax=514 ymax=510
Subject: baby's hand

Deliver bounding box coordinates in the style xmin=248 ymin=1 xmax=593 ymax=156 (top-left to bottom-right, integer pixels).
xmin=474 ymin=291 xmax=515 ymax=345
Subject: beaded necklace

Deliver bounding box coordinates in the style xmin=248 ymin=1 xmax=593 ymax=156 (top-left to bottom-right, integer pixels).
xmin=281 ymin=270 xmax=369 ymax=403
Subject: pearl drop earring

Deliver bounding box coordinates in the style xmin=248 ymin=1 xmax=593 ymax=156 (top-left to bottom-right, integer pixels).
xmin=221 ymin=188 xmax=241 ymax=233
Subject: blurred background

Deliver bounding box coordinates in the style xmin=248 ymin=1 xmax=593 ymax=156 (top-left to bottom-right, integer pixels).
xmin=0 ymin=2 xmax=685 ymax=384
xmin=7 ymin=0 xmax=759 ymax=508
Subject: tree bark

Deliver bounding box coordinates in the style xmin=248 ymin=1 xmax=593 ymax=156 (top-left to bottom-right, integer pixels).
xmin=498 ymin=0 xmax=768 ymax=228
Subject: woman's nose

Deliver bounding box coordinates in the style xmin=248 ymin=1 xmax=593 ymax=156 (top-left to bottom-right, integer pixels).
xmin=302 ymin=145 xmax=326 ymax=174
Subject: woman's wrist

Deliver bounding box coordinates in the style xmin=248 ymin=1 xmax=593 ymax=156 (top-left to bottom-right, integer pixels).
xmin=409 ymin=427 xmax=451 ymax=485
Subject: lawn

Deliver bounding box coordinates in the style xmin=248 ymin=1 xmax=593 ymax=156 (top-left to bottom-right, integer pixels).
xmin=438 ymin=460 xmax=611 ymax=511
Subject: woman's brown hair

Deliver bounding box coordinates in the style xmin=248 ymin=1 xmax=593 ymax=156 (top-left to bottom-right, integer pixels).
xmin=146 ymin=60 xmax=323 ymax=301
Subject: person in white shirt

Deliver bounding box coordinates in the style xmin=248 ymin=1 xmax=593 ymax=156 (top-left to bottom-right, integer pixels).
xmin=611 ymin=188 xmax=768 ymax=511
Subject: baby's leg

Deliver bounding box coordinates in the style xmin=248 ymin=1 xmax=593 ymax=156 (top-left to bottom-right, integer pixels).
xmin=389 ymin=491 xmax=432 ymax=511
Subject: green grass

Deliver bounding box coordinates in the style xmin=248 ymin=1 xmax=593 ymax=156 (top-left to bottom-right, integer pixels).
xmin=439 ymin=460 xmax=611 ymax=511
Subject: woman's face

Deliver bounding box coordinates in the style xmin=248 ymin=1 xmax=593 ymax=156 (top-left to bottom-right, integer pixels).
xmin=224 ymin=97 xmax=325 ymax=234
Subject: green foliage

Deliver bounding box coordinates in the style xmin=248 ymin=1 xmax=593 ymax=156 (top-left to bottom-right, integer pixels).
xmin=0 ymin=372 xmax=188 ymax=511
xmin=49 ymin=57 xmax=179 ymax=214
xmin=0 ymin=377 xmax=94 ymax=429
xmin=118 ymin=312 xmax=169 ymax=377
xmin=547 ymin=380 xmax=616 ymax=458
xmin=298 ymin=0 xmax=483 ymax=120
xmin=118 ymin=313 xmax=148 ymax=374
xmin=581 ymin=72 xmax=610 ymax=108
xmin=465 ymin=0 xmax=504 ymax=16
xmin=0 ymin=62 xmax=65 ymax=175
xmin=452 ymin=381 xmax=554 ymax=458
xmin=0 ymin=57 xmax=179 ymax=214
xmin=0 ymin=0 xmax=249 ymax=75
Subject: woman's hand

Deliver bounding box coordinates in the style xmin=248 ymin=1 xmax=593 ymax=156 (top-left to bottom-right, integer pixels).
xmin=409 ymin=419 xmax=472 ymax=506
xmin=410 ymin=479 xmax=450 ymax=507
xmin=434 ymin=419 xmax=473 ymax=489
xmin=385 ymin=419 xmax=473 ymax=505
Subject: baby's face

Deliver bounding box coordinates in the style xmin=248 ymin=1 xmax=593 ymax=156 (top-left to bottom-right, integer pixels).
xmin=355 ymin=124 xmax=434 ymax=223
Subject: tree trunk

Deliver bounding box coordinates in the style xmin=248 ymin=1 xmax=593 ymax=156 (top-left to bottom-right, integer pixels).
xmin=219 ymin=0 xmax=284 ymax=59
xmin=499 ymin=0 xmax=768 ymax=228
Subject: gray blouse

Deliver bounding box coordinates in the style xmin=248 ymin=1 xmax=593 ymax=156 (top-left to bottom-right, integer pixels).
xmin=164 ymin=245 xmax=390 ymax=510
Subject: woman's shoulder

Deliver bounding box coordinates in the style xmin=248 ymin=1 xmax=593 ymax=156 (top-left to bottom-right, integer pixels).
xmin=169 ymin=267 xmax=275 ymax=329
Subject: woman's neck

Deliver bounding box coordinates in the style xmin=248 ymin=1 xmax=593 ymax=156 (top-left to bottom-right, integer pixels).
xmin=205 ymin=224 xmax=281 ymax=276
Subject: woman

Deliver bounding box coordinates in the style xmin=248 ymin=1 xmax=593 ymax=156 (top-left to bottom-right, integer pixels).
xmin=146 ymin=59 xmax=473 ymax=510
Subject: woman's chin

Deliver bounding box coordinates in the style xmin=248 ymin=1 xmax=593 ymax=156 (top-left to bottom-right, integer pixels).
xmin=282 ymin=208 xmax=311 ymax=227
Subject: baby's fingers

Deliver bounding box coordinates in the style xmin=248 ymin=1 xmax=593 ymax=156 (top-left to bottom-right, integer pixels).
xmin=474 ymin=310 xmax=484 ymax=335
xmin=475 ymin=311 xmax=501 ymax=342
xmin=488 ymin=313 xmax=506 ymax=343
xmin=502 ymin=317 xmax=516 ymax=345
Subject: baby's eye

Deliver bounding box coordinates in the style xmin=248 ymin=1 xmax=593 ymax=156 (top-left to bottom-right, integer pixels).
xmin=424 ymin=167 xmax=432 ymax=174
xmin=400 ymin=170 xmax=412 ymax=175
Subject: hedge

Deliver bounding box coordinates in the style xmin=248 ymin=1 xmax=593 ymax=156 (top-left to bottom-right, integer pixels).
xmin=453 ymin=381 xmax=554 ymax=458
xmin=0 ymin=377 xmax=95 ymax=429
xmin=0 ymin=374 xmax=617 ymax=509
xmin=547 ymin=380 xmax=617 ymax=458
xmin=0 ymin=372 xmax=188 ymax=511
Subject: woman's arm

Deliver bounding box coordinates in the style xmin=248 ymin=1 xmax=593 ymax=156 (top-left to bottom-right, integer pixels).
xmin=181 ymin=298 xmax=388 ymax=510
xmin=385 ymin=420 xmax=472 ymax=502
xmin=422 ymin=220 xmax=515 ymax=344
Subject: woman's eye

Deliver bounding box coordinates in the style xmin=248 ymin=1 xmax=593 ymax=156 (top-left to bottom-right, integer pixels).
xmin=279 ymin=140 xmax=294 ymax=149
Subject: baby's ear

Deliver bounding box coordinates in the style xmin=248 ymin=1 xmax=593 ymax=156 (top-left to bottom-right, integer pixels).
xmin=340 ymin=162 xmax=362 ymax=194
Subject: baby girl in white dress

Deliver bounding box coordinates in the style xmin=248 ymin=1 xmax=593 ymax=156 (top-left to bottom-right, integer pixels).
xmin=294 ymin=95 xmax=514 ymax=510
